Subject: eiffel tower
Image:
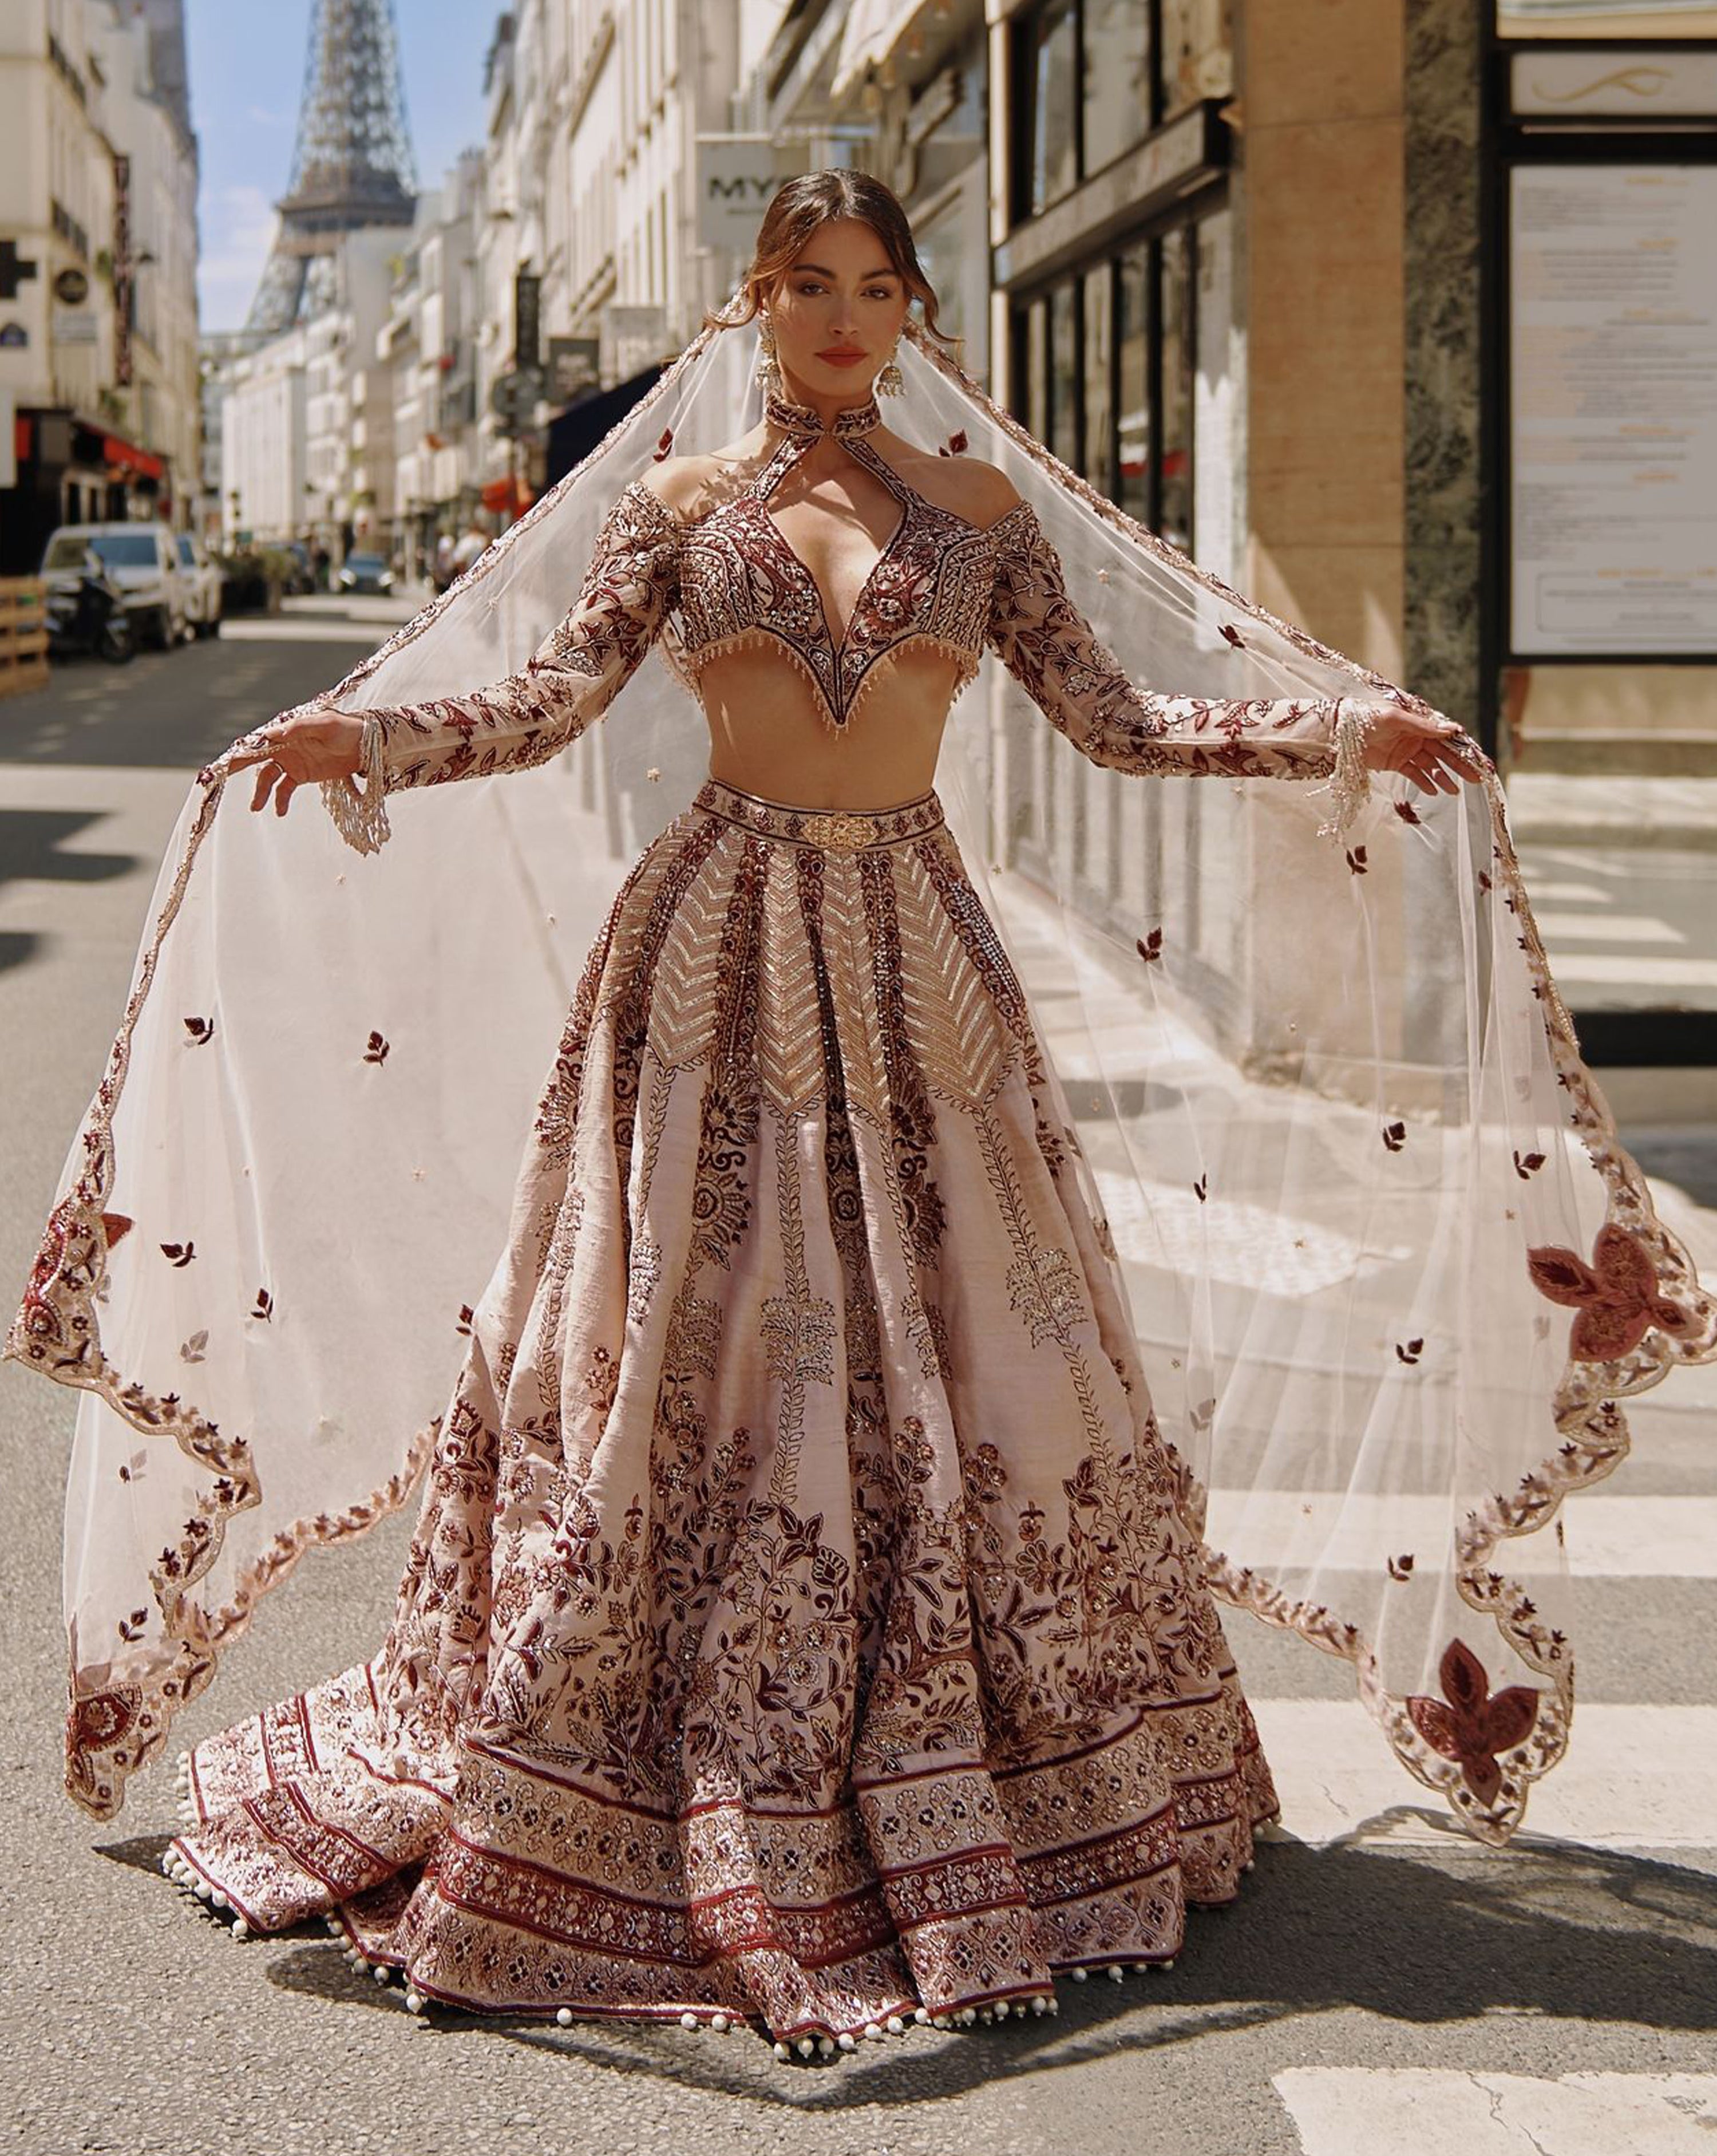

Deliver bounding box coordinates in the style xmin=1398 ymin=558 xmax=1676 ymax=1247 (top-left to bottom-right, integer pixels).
xmin=244 ymin=0 xmax=418 ymax=338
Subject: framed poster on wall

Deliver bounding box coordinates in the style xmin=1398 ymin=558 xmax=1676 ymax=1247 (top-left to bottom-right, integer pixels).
xmin=1509 ymin=162 xmax=1717 ymax=658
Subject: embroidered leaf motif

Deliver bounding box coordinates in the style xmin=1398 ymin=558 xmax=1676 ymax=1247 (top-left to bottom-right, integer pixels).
xmin=183 ymin=1016 xmax=215 ymax=1045
xmin=1219 ymin=623 xmax=1247 ymax=650
xmin=1394 ymin=799 xmax=1422 ymax=826
xmin=1526 ymin=1222 xmax=1691 ymax=1361
xmin=1395 ymin=1337 xmax=1425 ymax=1364
xmin=117 ymin=1450 xmax=148 ymax=1486
xmin=363 ymin=1030 xmax=390 ymax=1065
xmin=1136 ymin=927 xmax=1163 ymax=965
xmin=250 ymin=1287 xmax=274 ymax=1322
xmin=160 ymin=1241 xmax=196 ymax=1267
xmin=1193 ymin=1174 xmax=1208 ymax=1204
xmin=1387 ymin=1553 xmax=1415 ymax=1581
xmin=1478 ymin=870 xmax=1492 ymax=893
xmin=1346 ymin=844 xmax=1368 ymax=875
xmin=1513 ymin=1150 xmax=1546 ymax=1179
xmin=179 ymin=1329 xmax=208 ymax=1363
xmin=100 ymin=1211 xmax=133 ymax=1246
xmin=1382 ymin=1121 xmax=1406 ymax=1152
xmin=456 ymin=1303 xmax=475 ymax=1336
xmin=652 ymin=427 xmax=674 ymax=461
xmin=1406 ymin=1637 xmax=1540 ymax=1806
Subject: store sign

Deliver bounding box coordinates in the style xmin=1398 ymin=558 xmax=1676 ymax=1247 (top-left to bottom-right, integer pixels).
xmin=53 ymin=265 xmax=89 ymax=305
xmin=0 ymin=321 xmax=27 ymax=348
xmin=547 ymin=335 xmax=599 ymax=400
xmin=1512 ymin=49 xmax=1717 ymax=120
xmin=695 ymin=136 xmax=781 ymax=252
xmin=54 ymin=309 xmax=97 ymax=343
xmin=514 ymin=269 xmax=540 ymax=371
xmin=1510 ymin=165 xmax=1717 ymax=657
xmin=112 ymin=152 xmax=132 ymax=386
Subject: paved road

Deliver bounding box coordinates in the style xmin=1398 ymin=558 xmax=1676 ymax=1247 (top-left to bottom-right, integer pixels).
xmin=2 ymin=615 xmax=1715 ymax=2156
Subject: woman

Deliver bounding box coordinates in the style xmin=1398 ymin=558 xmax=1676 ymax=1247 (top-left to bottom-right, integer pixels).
xmin=7 ymin=173 xmax=1708 ymax=2059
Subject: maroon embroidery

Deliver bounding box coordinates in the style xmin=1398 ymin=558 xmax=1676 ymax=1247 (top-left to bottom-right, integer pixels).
xmin=1382 ymin=1122 xmax=1406 ymax=1151
xmin=1527 ymin=1223 xmax=1691 ymax=1361
xmin=1406 ymin=1640 xmax=1538 ymax=1806
xmin=183 ymin=1016 xmax=214 ymax=1044
xmin=672 ymin=389 xmax=1014 ymax=732
xmin=985 ymin=508 xmax=1343 ymax=782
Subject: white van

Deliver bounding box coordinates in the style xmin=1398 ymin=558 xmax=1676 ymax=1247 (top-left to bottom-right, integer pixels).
xmin=40 ymin=522 xmax=188 ymax=649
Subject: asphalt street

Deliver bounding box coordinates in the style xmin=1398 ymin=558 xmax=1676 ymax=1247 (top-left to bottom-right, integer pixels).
xmin=1 ymin=605 xmax=1714 ymax=2156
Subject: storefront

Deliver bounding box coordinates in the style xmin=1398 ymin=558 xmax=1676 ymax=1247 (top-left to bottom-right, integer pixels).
xmin=1480 ymin=8 xmax=1717 ymax=1069
xmin=1 ymin=407 xmax=170 ymax=574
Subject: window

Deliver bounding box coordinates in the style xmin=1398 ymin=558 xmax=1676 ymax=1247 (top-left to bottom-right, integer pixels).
xmin=1026 ymin=0 xmax=1078 ymax=215
xmin=1012 ymin=214 xmax=1203 ymax=546
xmin=1082 ymin=263 xmax=1114 ymax=498
xmin=1049 ymin=281 xmax=1079 ymax=473
xmin=1083 ymin=0 xmax=1152 ymax=177
xmin=1014 ymin=0 xmax=1233 ymax=216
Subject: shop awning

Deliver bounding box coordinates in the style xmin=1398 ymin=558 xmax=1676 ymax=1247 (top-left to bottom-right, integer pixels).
xmin=480 ymin=473 xmax=535 ymax=516
xmin=99 ymin=431 xmax=165 ymax=481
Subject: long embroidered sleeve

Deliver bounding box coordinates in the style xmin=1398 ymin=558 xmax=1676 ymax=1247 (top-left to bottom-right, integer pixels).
xmin=986 ymin=502 xmax=1373 ymax=824
xmin=320 ymin=480 xmax=678 ymax=851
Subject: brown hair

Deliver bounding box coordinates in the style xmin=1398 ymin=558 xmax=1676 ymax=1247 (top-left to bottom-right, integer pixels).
xmin=698 ymin=169 xmax=959 ymax=353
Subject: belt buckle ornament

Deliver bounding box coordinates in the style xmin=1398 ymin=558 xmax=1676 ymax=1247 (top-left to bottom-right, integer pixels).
xmin=802 ymin=810 xmax=873 ymax=852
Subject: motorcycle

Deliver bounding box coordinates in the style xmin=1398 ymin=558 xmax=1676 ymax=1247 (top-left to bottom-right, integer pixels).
xmin=45 ymin=557 xmax=136 ymax=665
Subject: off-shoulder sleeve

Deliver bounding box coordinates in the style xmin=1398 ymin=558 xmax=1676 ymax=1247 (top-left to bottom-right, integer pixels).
xmin=319 ymin=478 xmax=680 ymax=852
xmin=985 ymin=500 xmax=1376 ymax=828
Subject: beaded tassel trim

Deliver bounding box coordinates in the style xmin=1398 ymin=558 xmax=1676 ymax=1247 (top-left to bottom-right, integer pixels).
xmin=318 ymin=714 xmax=391 ymax=856
xmin=1316 ymin=698 xmax=1378 ymax=842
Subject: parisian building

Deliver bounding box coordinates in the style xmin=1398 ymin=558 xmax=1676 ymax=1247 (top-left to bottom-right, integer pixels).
xmin=0 ymin=0 xmax=201 ymax=572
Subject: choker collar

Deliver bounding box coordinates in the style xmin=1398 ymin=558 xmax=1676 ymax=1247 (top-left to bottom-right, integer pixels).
xmin=764 ymin=388 xmax=881 ymax=440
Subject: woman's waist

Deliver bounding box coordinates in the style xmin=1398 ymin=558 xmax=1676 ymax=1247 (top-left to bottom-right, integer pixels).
xmin=690 ymin=775 xmax=947 ymax=853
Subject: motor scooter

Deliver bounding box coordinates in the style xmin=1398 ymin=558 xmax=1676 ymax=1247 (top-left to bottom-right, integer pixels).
xmin=45 ymin=555 xmax=136 ymax=664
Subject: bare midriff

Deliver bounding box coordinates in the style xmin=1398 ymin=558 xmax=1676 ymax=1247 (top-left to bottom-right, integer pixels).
xmin=694 ymin=640 xmax=965 ymax=810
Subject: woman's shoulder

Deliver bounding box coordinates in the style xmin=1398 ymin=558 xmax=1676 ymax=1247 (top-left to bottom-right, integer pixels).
xmin=631 ymin=452 xmax=754 ymax=530
xmin=898 ymin=446 xmax=1025 ymax=534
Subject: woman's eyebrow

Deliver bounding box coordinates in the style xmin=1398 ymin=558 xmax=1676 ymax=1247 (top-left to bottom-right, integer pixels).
xmin=790 ymin=262 xmax=900 ymax=279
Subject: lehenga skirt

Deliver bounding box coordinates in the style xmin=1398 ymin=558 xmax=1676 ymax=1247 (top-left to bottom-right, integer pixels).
xmin=169 ymin=774 xmax=1280 ymax=2045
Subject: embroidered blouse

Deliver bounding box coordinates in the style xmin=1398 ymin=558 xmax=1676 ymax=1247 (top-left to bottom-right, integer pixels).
xmin=334 ymin=386 xmax=1363 ymax=837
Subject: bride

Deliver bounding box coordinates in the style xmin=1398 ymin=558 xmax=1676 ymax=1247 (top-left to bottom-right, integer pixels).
xmin=7 ymin=170 xmax=1708 ymax=2061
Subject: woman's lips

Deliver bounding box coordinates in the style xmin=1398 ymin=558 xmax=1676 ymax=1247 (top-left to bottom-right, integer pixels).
xmin=818 ymin=351 xmax=867 ymax=366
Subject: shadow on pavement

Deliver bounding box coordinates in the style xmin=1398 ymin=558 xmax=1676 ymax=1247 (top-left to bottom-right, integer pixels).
xmin=198 ymin=1826 xmax=1717 ymax=2106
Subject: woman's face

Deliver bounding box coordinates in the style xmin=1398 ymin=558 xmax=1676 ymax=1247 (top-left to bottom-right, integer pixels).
xmin=763 ymin=218 xmax=912 ymax=406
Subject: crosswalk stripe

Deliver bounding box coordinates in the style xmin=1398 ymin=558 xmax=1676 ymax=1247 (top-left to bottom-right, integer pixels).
xmin=1272 ymin=2070 xmax=1717 ymax=2154
xmin=1246 ymin=1701 xmax=1717 ymax=1849
xmin=1206 ymin=1492 xmax=1717 ymax=1578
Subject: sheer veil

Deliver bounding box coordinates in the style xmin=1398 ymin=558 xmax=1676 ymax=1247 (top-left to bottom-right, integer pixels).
xmin=7 ymin=281 xmax=1714 ymax=1841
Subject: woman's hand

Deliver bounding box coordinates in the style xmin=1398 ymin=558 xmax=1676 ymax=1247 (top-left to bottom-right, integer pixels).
xmin=224 ymin=709 xmax=368 ymax=818
xmin=1359 ymin=705 xmax=1487 ymax=796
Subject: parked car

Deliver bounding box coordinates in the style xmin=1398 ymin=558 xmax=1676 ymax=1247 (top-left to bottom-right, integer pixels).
xmin=40 ymin=523 xmax=187 ymax=649
xmin=337 ymin=551 xmax=395 ymax=595
xmin=174 ymin=532 xmax=224 ymax=638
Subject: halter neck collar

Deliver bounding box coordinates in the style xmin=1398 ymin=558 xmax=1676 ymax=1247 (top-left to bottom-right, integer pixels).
xmin=763 ymin=387 xmax=882 ymax=441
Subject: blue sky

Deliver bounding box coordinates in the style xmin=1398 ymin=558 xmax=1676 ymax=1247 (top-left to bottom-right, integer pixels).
xmin=187 ymin=0 xmax=498 ymax=331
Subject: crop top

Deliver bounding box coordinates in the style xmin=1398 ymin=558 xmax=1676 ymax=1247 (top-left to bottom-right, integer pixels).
xmin=339 ymin=386 xmax=1367 ymax=824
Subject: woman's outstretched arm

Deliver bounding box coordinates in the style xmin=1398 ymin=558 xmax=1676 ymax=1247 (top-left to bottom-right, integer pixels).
xmin=219 ymin=477 xmax=681 ymax=851
xmin=984 ymin=497 xmax=1482 ymax=834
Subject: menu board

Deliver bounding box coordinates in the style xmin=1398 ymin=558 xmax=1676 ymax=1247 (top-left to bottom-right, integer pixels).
xmin=1510 ymin=164 xmax=1717 ymax=656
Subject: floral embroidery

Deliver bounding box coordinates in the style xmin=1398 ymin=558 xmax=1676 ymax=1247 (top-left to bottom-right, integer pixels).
xmin=1406 ymin=1639 xmax=1540 ymax=1806
xmin=1527 ymin=1223 xmax=1693 ymax=1361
